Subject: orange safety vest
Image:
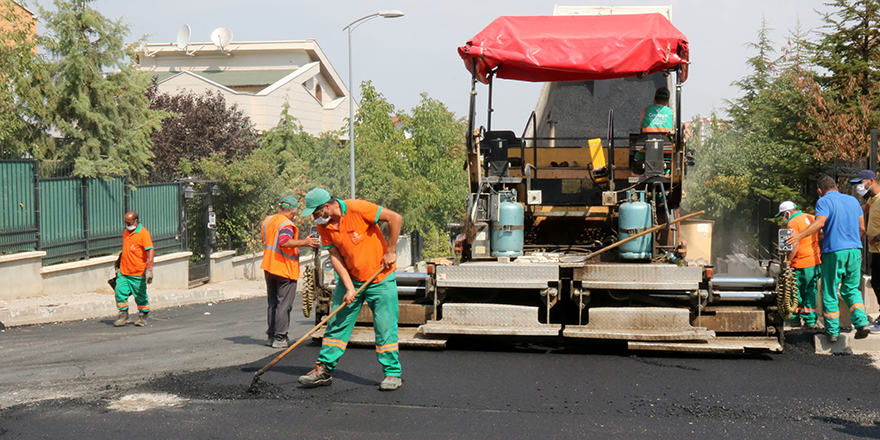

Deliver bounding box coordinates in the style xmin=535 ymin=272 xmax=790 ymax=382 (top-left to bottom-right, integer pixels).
xmin=260 ymin=213 xmax=300 ymax=279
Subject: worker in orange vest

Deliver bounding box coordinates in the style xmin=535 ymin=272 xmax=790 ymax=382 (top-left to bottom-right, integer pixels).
xmin=260 ymin=195 xmax=320 ymax=348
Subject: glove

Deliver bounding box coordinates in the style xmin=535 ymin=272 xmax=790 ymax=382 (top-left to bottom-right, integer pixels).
xmin=144 ymin=268 xmax=153 ymax=284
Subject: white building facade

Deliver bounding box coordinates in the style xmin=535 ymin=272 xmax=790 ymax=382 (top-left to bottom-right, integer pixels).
xmin=137 ymin=40 xmax=351 ymax=135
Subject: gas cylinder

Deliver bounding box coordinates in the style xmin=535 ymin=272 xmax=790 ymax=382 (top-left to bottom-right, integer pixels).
xmin=618 ymin=190 xmax=653 ymax=259
xmin=491 ymin=192 xmax=524 ymax=258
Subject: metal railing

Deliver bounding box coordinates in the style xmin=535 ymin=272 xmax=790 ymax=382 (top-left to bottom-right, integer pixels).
xmin=1 ymin=160 xmax=183 ymax=265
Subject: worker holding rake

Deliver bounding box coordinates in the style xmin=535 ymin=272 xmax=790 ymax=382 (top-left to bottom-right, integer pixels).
xmin=297 ymin=188 xmax=404 ymax=391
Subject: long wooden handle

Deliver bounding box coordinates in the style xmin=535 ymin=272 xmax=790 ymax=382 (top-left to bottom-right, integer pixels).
xmin=253 ymin=265 xmax=385 ymax=379
xmin=587 ymin=210 xmax=705 ymax=260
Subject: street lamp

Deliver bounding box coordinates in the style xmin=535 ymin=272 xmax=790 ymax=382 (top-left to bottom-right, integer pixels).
xmin=343 ymin=10 xmax=405 ymax=199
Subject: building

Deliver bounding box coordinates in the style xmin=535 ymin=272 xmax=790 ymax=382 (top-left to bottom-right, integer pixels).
xmin=1 ymin=0 xmax=36 ymax=52
xmin=137 ymin=39 xmax=351 ymax=135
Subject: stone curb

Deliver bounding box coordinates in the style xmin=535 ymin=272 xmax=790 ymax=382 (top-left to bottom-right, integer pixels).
xmin=0 ymin=283 xmax=265 ymax=328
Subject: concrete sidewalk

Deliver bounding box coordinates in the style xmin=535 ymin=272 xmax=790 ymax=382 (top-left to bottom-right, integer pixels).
xmin=0 ymin=279 xmax=267 ymax=328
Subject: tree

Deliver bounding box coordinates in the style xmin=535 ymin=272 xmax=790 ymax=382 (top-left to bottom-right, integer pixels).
xmin=147 ymin=84 xmax=260 ymax=179
xmin=0 ymin=0 xmax=54 ymax=156
xmin=39 ymin=0 xmax=165 ymax=178
xmin=811 ymin=0 xmax=880 ymax=96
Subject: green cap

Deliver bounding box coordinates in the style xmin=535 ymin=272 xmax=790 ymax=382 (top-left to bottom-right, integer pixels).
xmin=655 ymin=87 xmax=670 ymax=100
xmin=280 ymin=195 xmax=298 ymax=209
xmin=300 ymin=188 xmax=331 ymax=217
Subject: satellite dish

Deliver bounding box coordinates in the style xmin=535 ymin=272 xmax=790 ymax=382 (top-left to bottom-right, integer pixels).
xmin=210 ymin=27 xmax=233 ymax=49
xmin=176 ymin=24 xmax=191 ymax=50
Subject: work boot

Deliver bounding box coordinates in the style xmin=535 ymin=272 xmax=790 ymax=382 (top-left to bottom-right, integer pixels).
xmin=265 ymin=333 xmax=275 ymax=347
xmin=113 ymin=311 xmax=130 ymax=327
xmin=134 ymin=312 xmax=148 ymax=327
xmin=827 ymin=334 xmax=839 ymax=343
xmin=298 ymin=362 xmax=332 ymax=388
xmin=855 ymin=325 xmax=871 ymax=340
xmin=271 ymin=334 xmax=290 ymax=349
xmin=379 ymin=376 xmax=402 ymax=391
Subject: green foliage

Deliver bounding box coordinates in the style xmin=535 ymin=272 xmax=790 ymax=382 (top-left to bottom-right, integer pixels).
xmin=352 ymin=82 xmax=468 ymax=235
xmin=199 ymin=137 xmax=311 ymax=253
xmin=39 ymin=0 xmax=166 ymax=178
xmin=420 ymin=224 xmax=454 ymax=260
xmin=0 ymin=0 xmax=55 ymax=156
xmin=685 ymin=21 xmax=824 ymax=257
xmin=811 ymin=0 xmax=880 ymax=96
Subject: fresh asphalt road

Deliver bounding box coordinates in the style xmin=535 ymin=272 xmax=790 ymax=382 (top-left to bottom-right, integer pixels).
xmin=2 ymin=298 xmax=880 ymax=439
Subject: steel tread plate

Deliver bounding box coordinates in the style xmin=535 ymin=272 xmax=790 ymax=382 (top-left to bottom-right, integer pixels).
xmin=436 ymin=263 xmax=558 ymax=285
xmin=420 ymin=323 xmax=562 ymax=336
xmin=575 ymin=264 xmax=703 ymax=283
xmin=579 ymin=281 xmax=699 ymax=290
xmin=436 ymin=280 xmax=553 ymax=288
xmin=562 ymin=327 xmax=714 ymax=341
xmin=586 ymin=307 xmax=694 ymax=330
xmin=628 ymin=337 xmax=782 ymax=353
xmin=311 ymin=327 xmax=447 ymax=348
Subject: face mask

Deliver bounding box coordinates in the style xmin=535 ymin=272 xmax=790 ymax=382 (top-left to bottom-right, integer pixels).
xmin=857 ymin=183 xmax=869 ymax=196
xmin=312 ymin=206 xmax=330 ymax=225
xmin=782 ymin=212 xmax=791 ymax=221
xmin=126 ymin=224 xmax=137 ymax=231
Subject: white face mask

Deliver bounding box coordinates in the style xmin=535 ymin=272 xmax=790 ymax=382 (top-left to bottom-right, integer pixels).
xmin=126 ymin=224 xmax=137 ymax=231
xmin=312 ymin=206 xmax=330 ymax=225
xmin=857 ymin=183 xmax=869 ymax=196
xmin=782 ymin=212 xmax=791 ymax=221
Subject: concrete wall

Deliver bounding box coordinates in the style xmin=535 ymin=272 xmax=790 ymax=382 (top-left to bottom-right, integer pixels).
xmin=151 ymin=252 xmax=192 ymax=290
xmin=0 ymin=252 xmax=45 ymax=300
xmin=232 ymin=252 xmax=264 ymax=281
xmin=0 ymin=251 xmax=191 ymax=300
xmin=210 ymin=250 xmax=236 ymax=284
xmin=42 ymin=255 xmax=117 ymax=297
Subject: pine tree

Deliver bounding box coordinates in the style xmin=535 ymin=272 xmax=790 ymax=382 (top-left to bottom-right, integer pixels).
xmin=812 ymin=0 xmax=880 ymax=96
xmin=40 ymin=0 xmax=165 ymax=177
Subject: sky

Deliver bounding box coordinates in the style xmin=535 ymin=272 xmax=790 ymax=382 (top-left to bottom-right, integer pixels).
xmin=83 ymin=0 xmax=834 ymax=130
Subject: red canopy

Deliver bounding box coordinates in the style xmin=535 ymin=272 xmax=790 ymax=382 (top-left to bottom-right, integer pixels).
xmin=458 ymin=14 xmax=689 ymax=84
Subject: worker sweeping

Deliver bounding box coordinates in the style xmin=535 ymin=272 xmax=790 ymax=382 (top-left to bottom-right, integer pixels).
xmin=297 ymin=188 xmax=404 ymax=391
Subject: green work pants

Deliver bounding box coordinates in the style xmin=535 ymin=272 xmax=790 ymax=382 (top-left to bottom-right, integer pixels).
xmin=115 ymin=273 xmax=149 ymax=313
xmin=794 ymin=265 xmax=819 ymax=325
xmin=318 ymin=273 xmax=401 ymax=377
xmin=820 ymin=248 xmax=869 ymax=336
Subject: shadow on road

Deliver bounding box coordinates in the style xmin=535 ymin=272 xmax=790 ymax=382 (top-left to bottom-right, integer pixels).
xmin=814 ymin=416 xmax=880 ymax=439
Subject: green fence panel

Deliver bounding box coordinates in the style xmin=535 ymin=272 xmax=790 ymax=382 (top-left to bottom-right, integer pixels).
xmin=88 ymin=178 xmax=125 ymax=238
xmin=40 ymin=178 xmax=85 ymax=264
xmin=86 ymin=177 xmax=125 ymax=257
xmin=131 ymin=183 xmax=181 ymax=255
xmin=0 ymin=161 xmax=37 ymax=254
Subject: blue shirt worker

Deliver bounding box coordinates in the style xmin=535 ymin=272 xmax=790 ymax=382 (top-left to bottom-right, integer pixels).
xmin=297 ymin=188 xmax=404 ymax=391
xmin=787 ymin=175 xmax=871 ymax=342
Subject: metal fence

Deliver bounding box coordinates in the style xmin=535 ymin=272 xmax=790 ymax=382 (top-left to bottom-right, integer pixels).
xmin=0 ymin=160 xmax=182 ymax=265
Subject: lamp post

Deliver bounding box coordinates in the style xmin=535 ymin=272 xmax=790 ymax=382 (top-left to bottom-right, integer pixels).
xmin=344 ymin=10 xmax=404 ymax=199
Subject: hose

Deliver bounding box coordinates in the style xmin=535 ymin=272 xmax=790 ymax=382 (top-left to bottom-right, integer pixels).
xmin=301 ymin=266 xmax=316 ymax=318
xmin=776 ymin=262 xmax=800 ymax=321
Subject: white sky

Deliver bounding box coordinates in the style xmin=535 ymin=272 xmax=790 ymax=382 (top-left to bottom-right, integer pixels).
xmin=87 ymin=0 xmax=833 ymax=130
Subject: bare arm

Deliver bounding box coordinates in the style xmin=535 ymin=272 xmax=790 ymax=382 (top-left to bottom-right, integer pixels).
xmin=860 ymin=215 xmax=866 ymax=237
xmin=146 ymin=248 xmax=155 ymax=265
xmin=280 ymin=237 xmax=321 ymax=248
xmin=328 ymin=247 xmax=357 ymax=306
xmin=787 ymin=215 xmax=826 ymax=245
xmin=378 ymin=207 xmax=403 ymax=268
